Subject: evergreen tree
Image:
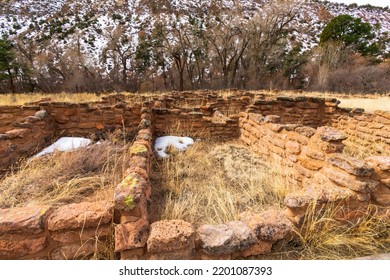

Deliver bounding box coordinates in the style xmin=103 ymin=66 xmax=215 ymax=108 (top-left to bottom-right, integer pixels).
xmin=320 ymin=14 xmax=378 ymax=56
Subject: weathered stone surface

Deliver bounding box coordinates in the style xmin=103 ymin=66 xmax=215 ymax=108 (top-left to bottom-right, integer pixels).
xmin=321 ymin=167 xmax=378 ymax=193
xmin=316 ymin=126 xmax=347 ymax=142
xmin=0 ymin=237 xmax=47 ymax=259
xmin=295 ymin=126 xmax=316 ymax=138
xmin=366 ymin=156 xmax=390 ymax=171
xmin=285 ymin=177 xmax=370 ymax=210
xmin=50 ymin=225 xmax=112 ymax=243
xmin=147 ymin=220 xmax=195 ymax=254
xmin=372 ymin=185 xmax=390 ymax=206
xmin=114 ymin=172 xmax=148 ymax=212
xmin=264 ymin=115 xmax=281 ymax=123
xmin=5 ymin=128 xmax=30 ymax=138
xmin=129 ymin=143 xmax=149 ymax=158
xmin=120 ymin=248 xmax=145 ymax=260
xmin=303 ymin=147 xmax=325 ymax=160
xmin=299 ymin=155 xmax=324 ymax=171
xmin=48 ymin=201 xmax=112 ymax=231
xmin=115 ymin=219 xmax=149 ymax=252
xmin=34 ymin=110 xmax=48 ymax=120
xmin=240 ymin=210 xmax=293 ymax=242
xmin=240 ymin=240 xmax=273 ymax=258
xmin=286 ymin=141 xmax=301 ymax=155
xmin=196 ymin=222 xmax=256 ymax=255
xmin=248 ymin=113 xmax=263 ymax=124
xmin=326 ymin=154 xmax=374 ymax=177
xmin=0 ymin=206 xmax=49 ymax=234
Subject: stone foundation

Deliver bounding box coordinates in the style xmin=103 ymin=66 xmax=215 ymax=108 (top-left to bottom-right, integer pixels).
xmin=0 ymin=91 xmax=389 ymax=259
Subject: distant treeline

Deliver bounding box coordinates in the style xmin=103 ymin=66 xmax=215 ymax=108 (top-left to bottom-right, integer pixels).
xmin=0 ymin=1 xmax=389 ymax=94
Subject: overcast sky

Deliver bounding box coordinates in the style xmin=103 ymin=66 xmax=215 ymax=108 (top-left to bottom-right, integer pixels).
xmin=326 ymin=0 xmax=388 ymax=7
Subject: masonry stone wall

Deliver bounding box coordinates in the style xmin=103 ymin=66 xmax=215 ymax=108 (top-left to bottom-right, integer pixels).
xmin=328 ymin=109 xmax=390 ymax=155
xmin=0 ymin=105 xmax=41 ymax=133
xmin=0 ymin=99 xmax=142 ymax=173
xmin=1 ymin=91 xmax=389 ymax=260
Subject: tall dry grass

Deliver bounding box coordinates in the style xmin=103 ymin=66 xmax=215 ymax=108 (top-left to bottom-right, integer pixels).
xmin=150 ymin=141 xmax=293 ymax=227
xmin=0 ymin=141 xmax=130 ymax=208
xmin=293 ymin=202 xmax=390 ymax=260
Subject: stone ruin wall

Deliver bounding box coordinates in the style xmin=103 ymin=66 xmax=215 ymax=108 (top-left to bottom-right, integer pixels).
xmin=0 ymin=91 xmax=389 ymax=260
xmin=0 ymin=96 xmax=142 ymax=174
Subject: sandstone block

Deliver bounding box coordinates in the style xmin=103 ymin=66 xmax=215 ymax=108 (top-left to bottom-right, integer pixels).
xmin=114 ymin=172 xmax=148 ymax=213
xmin=239 ymin=240 xmax=273 ymax=258
xmin=295 ymin=126 xmax=316 ymax=138
xmin=196 ymin=221 xmax=256 ymax=256
xmin=316 ymin=126 xmax=347 ymax=142
xmin=326 ymin=154 xmax=374 ymax=177
xmin=299 ymin=155 xmax=324 ymax=171
xmin=48 ymin=201 xmax=112 ymax=232
xmin=372 ymin=185 xmax=390 ymax=206
xmin=147 ymin=220 xmax=195 ymax=254
xmin=321 ymin=167 xmax=378 ymax=193
xmin=50 ymin=225 xmax=112 ymax=243
xmin=366 ymin=156 xmax=390 ymax=172
xmin=0 ymin=237 xmax=46 ymax=260
xmin=115 ymin=219 xmax=149 ymax=252
xmin=286 ymin=141 xmax=301 ymax=155
xmin=240 ymin=210 xmax=293 ymax=242
xmin=0 ymin=206 xmax=49 ymax=235
xmin=303 ymin=147 xmax=325 ymax=160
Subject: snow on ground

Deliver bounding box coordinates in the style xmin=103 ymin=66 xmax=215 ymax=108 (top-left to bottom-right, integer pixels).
xmin=154 ymin=136 xmax=194 ymax=158
xmin=34 ymin=137 xmax=92 ymax=157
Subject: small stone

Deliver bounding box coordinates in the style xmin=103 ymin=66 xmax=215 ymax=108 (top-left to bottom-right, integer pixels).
xmin=147 ymin=220 xmax=195 ymax=254
xmin=264 ymin=115 xmax=281 ymax=123
xmin=295 ymin=126 xmax=316 ymax=138
xmin=34 ymin=110 xmax=48 ymax=120
xmin=316 ymin=126 xmax=347 ymax=142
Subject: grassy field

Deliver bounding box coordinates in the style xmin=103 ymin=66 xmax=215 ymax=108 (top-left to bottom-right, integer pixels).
xmin=150 ymin=141 xmax=291 ymax=227
xmin=0 ymin=140 xmax=130 ymax=208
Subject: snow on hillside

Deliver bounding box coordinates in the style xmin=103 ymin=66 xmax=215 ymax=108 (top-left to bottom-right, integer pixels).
xmin=0 ymin=0 xmax=389 ymax=72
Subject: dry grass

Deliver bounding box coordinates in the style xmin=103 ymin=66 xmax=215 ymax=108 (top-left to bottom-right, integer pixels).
xmin=0 ymin=92 xmax=103 ymax=105
xmin=150 ymin=140 xmax=293 ymax=227
xmin=293 ymin=203 xmax=390 ymax=260
xmin=0 ymin=141 xmax=130 ymax=208
xmin=342 ymin=139 xmax=390 ymax=159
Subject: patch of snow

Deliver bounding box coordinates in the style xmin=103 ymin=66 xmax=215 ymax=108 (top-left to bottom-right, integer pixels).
xmin=34 ymin=137 xmax=92 ymax=157
xmin=154 ymin=136 xmax=194 ymax=158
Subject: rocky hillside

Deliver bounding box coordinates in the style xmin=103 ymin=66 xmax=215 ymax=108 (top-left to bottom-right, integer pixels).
xmin=0 ymin=0 xmax=389 ymax=93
